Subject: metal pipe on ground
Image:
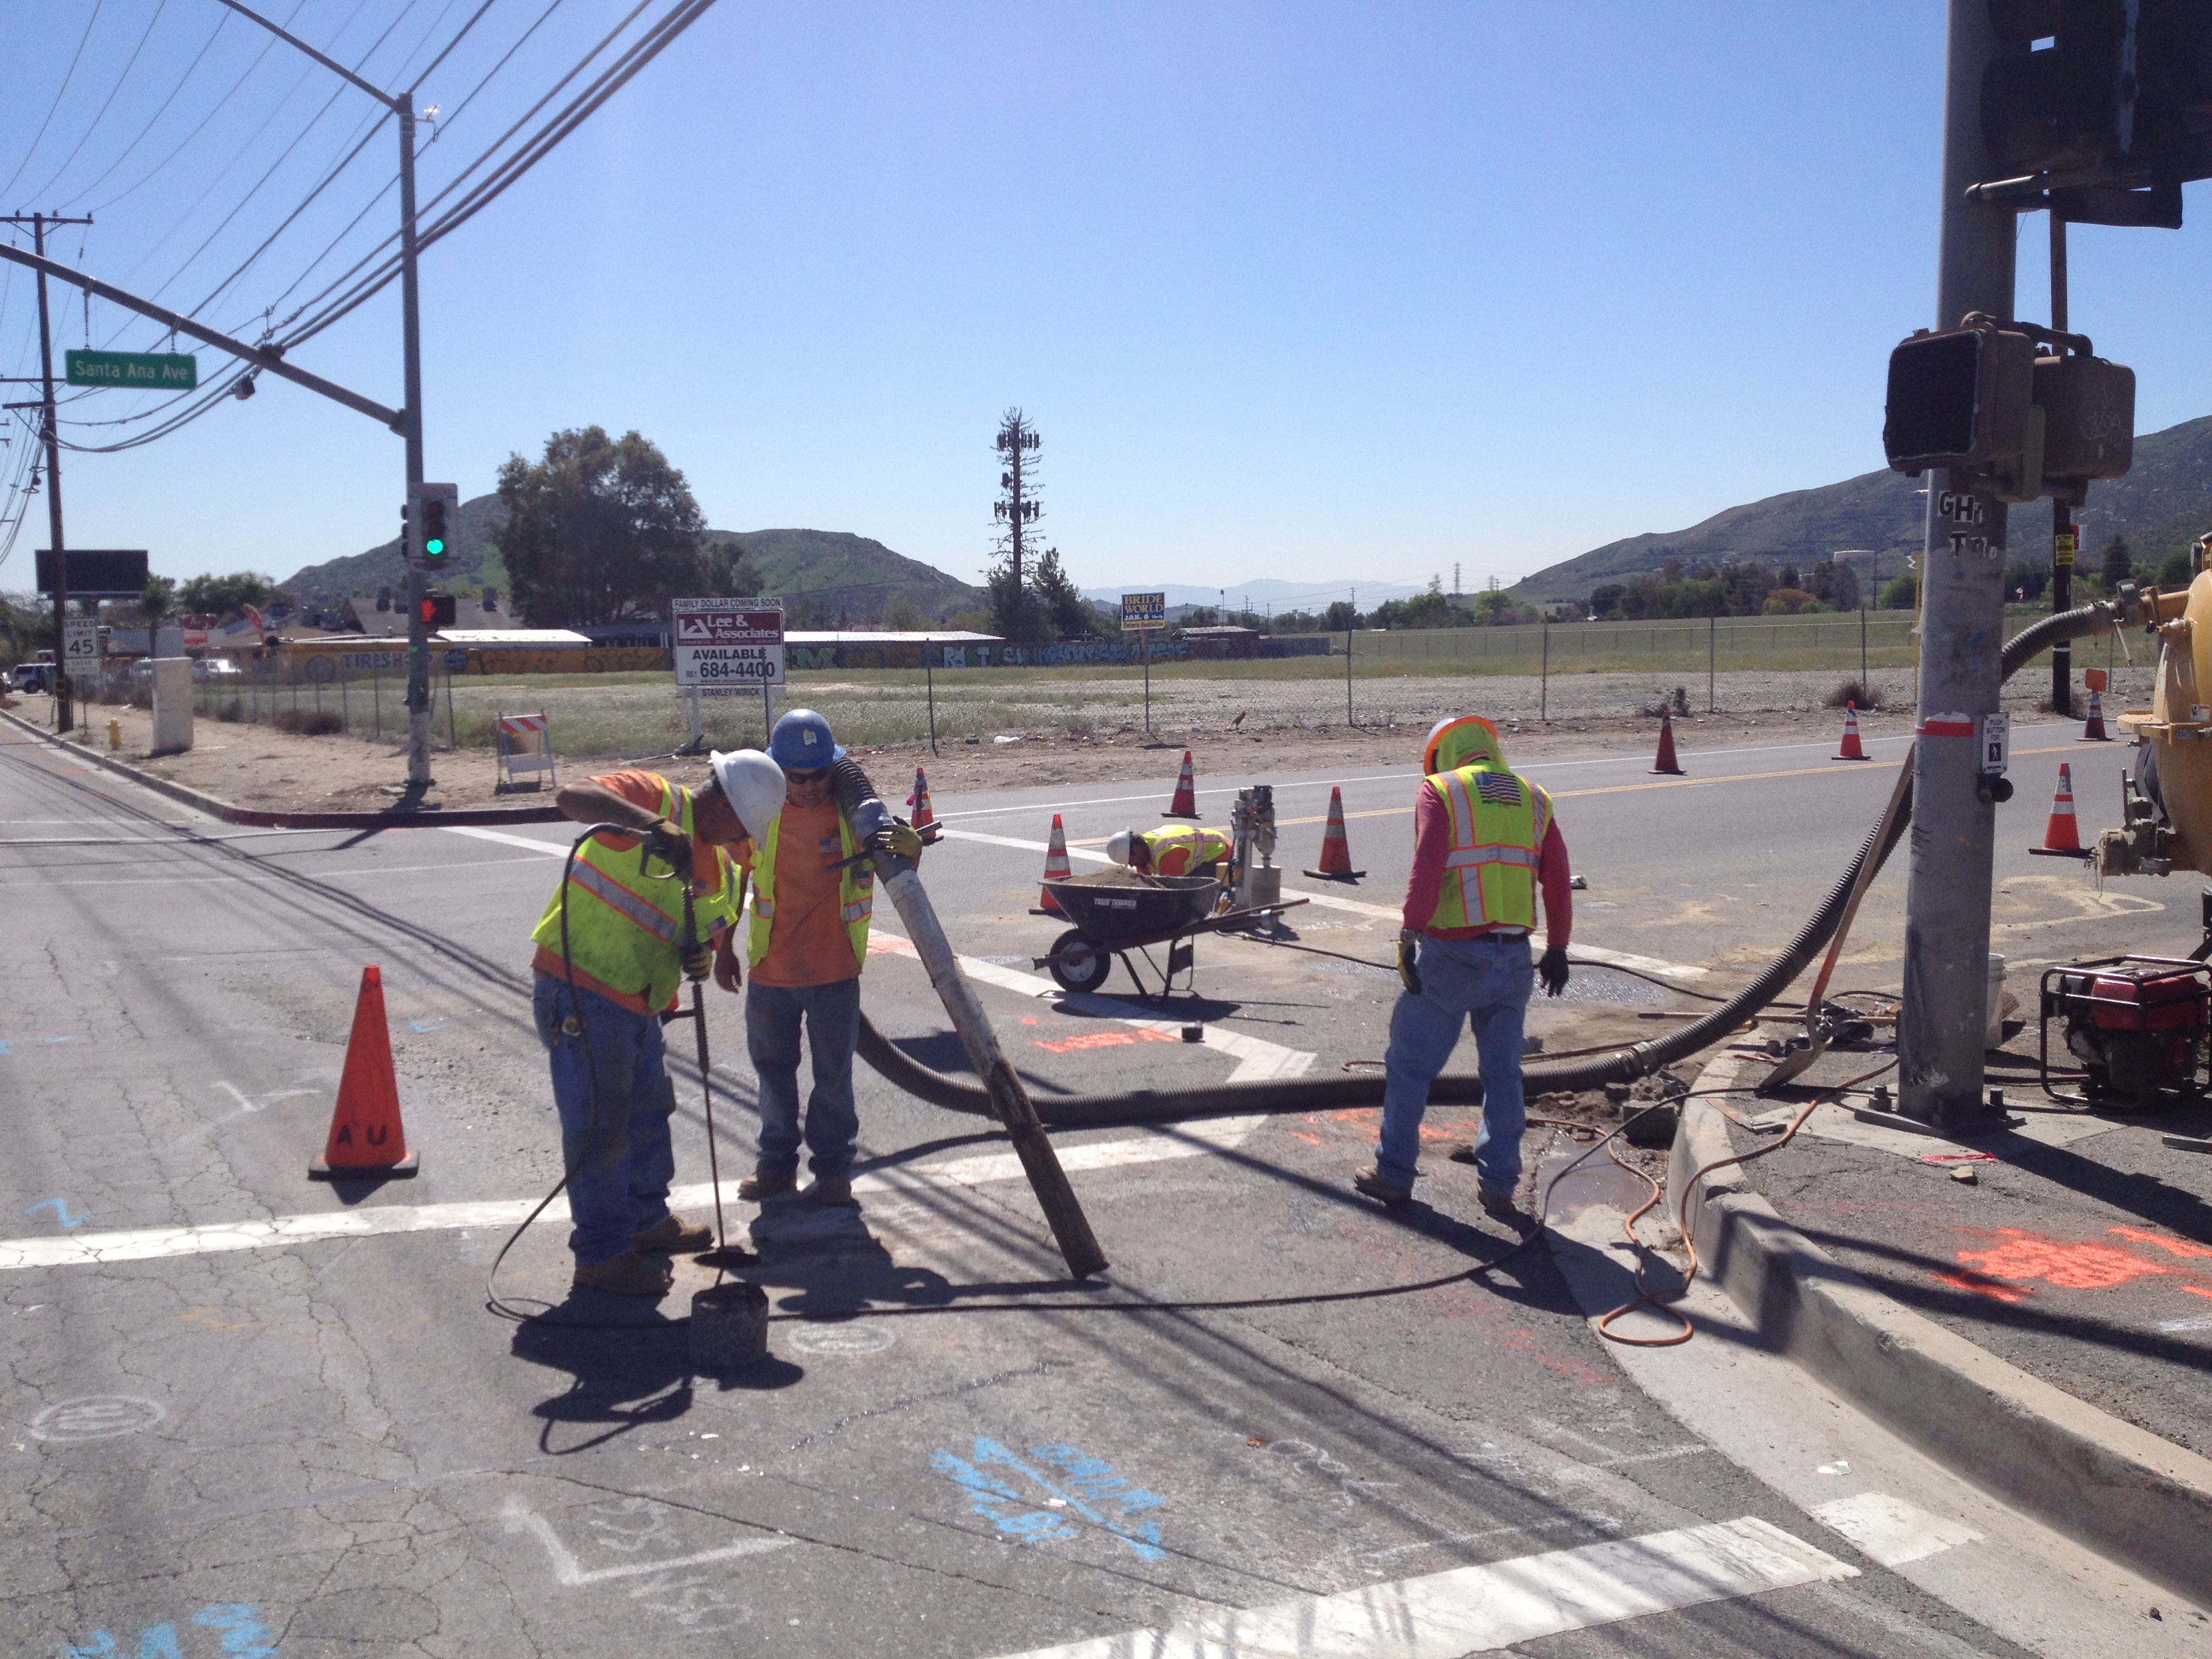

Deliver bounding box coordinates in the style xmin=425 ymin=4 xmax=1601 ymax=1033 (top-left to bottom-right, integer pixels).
xmin=855 ymin=599 xmax=2139 ymax=1125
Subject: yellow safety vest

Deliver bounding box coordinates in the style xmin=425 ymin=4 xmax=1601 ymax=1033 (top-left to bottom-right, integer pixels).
xmin=745 ymin=806 xmax=874 ymax=972
xmin=1424 ymin=762 xmax=1551 ymax=933
xmin=1143 ymin=825 xmax=1233 ymax=876
xmin=529 ymin=779 xmax=740 ymax=1009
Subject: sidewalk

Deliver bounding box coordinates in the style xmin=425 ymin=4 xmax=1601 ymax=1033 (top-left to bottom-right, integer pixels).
xmin=1671 ymin=1037 xmax=2212 ymax=1606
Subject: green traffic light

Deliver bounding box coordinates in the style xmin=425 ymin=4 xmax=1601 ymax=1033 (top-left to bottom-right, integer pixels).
xmin=425 ymin=538 xmax=445 ymax=556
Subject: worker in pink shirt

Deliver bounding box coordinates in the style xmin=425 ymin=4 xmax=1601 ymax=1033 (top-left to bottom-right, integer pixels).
xmin=1355 ymin=716 xmax=1572 ymax=1218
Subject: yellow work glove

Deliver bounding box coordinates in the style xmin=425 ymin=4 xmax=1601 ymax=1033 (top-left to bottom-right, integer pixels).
xmin=1397 ymin=930 xmax=1423 ymax=996
xmin=873 ymin=818 xmax=925 ymax=861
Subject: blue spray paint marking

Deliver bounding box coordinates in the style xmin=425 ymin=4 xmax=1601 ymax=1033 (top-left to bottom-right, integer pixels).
xmin=1 ymin=1036 xmax=77 ymax=1053
xmin=25 ymin=1198 xmax=89 ymax=1229
xmin=408 ymin=1019 xmax=446 ymax=1033
xmin=58 ymin=1603 xmax=275 ymax=1658
xmin=929 ymin=1437 xmax=1165 ymax=1561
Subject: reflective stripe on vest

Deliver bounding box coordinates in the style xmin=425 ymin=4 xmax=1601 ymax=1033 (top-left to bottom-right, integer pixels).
xmin=1145 ymin=825 xmax=1231 ymax=874
xmin=746 ymin=806 xmax=874 ymax=972
xmin=1425 ymin=763 xmax=1550 ymax=933
xmin=566 ymin=859 xmax=679 ymax=941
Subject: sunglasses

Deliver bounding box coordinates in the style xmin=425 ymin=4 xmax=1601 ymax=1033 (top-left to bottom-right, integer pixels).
xmin=784 ymin=765 xmax=832 ymax=784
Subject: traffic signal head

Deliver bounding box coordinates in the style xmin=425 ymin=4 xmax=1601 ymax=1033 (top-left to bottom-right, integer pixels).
xmin=417 ymin=592 xmax=457 ymax=630
xmin=1883 ymin=320 xmax=2037 ymax=475
xmin=406 ymin=482 xmax=459 ymax=567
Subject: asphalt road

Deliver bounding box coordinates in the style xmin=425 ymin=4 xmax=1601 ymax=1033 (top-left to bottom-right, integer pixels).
xmin=1 ymin=717 xmax=2198 ymax=1658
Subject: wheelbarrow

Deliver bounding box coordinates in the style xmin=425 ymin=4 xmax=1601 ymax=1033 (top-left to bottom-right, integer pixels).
xmin=1033 ymin=871 xmax=1307 ymax=1001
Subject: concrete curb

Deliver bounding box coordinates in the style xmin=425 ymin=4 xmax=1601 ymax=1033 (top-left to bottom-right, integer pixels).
xmin=1670 ymin=1051 xmax=2212 ymax=1604
xmin=0 ymin=708 xmax=565 ymax=828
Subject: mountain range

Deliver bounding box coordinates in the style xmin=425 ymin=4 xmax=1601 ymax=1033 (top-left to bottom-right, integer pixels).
xmin=1512 ymin=413 xmax=2212 ymax=601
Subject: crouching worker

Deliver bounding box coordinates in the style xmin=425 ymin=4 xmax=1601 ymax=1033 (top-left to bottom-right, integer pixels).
xmin=535 ymin=748 xmax=788 ymax=1296
xmin=1106 ymin=824 xmax=1235 ymax=879
xmin=735 ymin=709 xmax=920 ymax=1209
xmin=1355 ymin=716 xmax=1573 ymax=1220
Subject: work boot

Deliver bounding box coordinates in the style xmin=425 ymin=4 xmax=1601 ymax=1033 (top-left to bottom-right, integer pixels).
xmin=1351 ymin=1166 xmax=1412 ymax=1207
xmin=571 ymin=1251 xmax=674 ymax=1298
xmin=631 ymin=1213 xmax=714 ymax=1254
xmin=1477 ymin=1185 xmax=1524 ymax=1223
xmin=809 ymin=1172 xmax=855 ymax=1207
xmin=737 ymin=1166 xmax=797 ymax=1203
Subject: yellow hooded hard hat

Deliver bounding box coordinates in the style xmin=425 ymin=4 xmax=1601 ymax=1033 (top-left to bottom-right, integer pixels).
xmin=1422 ymin=715 xmax=1507 ymax=777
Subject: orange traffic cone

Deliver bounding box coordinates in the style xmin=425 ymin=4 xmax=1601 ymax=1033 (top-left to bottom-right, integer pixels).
xmin=906 ymin=765 xmax=934 ymax=833
xmin=1032 ymin=813 xmax=1073 ymax=916
xmin=1650 ymin=712 xmax=1685 ymax=775
xmin=310 ymin=965 xmax=419 ymax=1179
xmin=2078 ymin=689 xmax=2111 ymax=741
xmin=2029 ymin=764 xmax=2091 ymax=859
xmin=1162 ymin=750 xmax=1201 ymax=818
xmin=1303 ymin=786 xmax=1367 ymax=880
xmin=1834 ymin=701 xmax=1869 ymax=760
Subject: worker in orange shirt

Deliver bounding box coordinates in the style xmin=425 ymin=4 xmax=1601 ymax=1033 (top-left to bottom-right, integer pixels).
xmin=733 ymin=710 xmax=918 ymax=1208
xmin=1105 ymin=825 xmax=1234 ymax=878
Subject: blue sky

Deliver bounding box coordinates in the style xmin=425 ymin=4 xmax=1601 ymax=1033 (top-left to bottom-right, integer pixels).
xmin=4 ymin=2 xmax=2210 ymax=602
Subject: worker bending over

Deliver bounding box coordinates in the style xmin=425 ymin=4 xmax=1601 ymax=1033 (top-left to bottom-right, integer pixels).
xmin=537 ymin=749 xmax=788 ymax=1296
xmin=735 ymin=709 xmax=920 ymax=1208
xmin=1107 ymin=824 xmax=1234 ymax=878
xmin=1355 ymin=716 xmax=1572 ymax=1219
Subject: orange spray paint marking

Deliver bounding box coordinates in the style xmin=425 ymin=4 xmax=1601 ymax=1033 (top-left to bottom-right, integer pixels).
xmin=2182 ymin=1285 xmax=2212 ymax=1301
xmin=1030 ymin=1027 xmax=1181 ymax=1055
xmin=1288 ymin=1131 xmax=1324 ymax=1147
xmin=1931 ymin=1270 xmax=2028 ymax=1303
xmin=1954 ymin=1227 xmax=2171 ymax=1292
xmin=2108 ymin=1225 xmax=2212 ymax=1261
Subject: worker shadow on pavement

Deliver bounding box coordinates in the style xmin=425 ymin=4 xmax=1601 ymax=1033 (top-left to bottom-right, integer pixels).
xmin=736 ymin=1195 xmax=1083 ymax=1319
xmin=511 ymin=1308 xmax=804 ymax=1454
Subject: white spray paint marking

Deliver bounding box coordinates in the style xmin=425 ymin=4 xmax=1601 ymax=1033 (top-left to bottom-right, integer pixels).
xmin=1808 ymin=1492 xmax=1982 ymax=1568
xmin=988 ymin=1515 xmax=1855 ymax=1658
xmin=871 ymin=931 xmax=1314 ymax=1083
xmin=501 ymin=1496 xmax=788 ymax=1584
xmin=2156 ymin=1311 xmax=2212 ymax=1334
xmin=0 ymin=1123 xmax=1260 ymax=1272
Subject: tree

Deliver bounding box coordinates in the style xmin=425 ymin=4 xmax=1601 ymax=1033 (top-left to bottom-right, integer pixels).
xmin=2100 ymin=535 xmax=2133 ymax=590
xmin=2158 ymin=548 xmax=2196 ymax=588
xmin=1323 ymin=600 xmax=1360 ymax=632
xmin=882 ymin=593 xmax=924 ymax=631
xmin=176 ymin=571 xmax=279 ymax=622
xmin=495 ymin=426 xmax=710 ymax=628
xmin=702 ymin=536 xmax=763 ymax=599
xmin=1030 ymin=547 xmax=1093 ymax=638
xmin=1881 ymin=573 xmax=1917 ymax=609
xmin=2005 ymin=562 xmax=2049 ymax=602
xmin=139 ymin=575 xmax=176 ymax=653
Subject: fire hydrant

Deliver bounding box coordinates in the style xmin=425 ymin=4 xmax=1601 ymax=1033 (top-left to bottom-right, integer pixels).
xmin=107 ymin=717 xmax=121 ymax=751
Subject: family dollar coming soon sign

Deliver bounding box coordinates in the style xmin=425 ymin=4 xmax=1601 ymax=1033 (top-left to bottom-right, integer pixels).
xmin=66 ymin=350 xmax=199 ymax=390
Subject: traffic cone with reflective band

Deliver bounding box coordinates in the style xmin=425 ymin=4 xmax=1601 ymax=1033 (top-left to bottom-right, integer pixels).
xmin=1650 ymin=712 xmax=1685 ymax=775
xmin=2030 ymin=764 xmax=2091 ymax=858
xmin=1162 ymin=750 xmax=1201 ymax=818
xmin=1303 ymin=787 xmax=1367 ymax=880
xmin=1834 ymin=701 xmax=1868 ymax=760
xmin=2078 ymin=689 xmax=2111 ymax=741
xmin=1031 ymin=814 xmax=1073 ymax=916
xmin=310 ymin=965 xmax=418 ymax=1179
xmin=906 ymin=766 xmax=934 ymax=833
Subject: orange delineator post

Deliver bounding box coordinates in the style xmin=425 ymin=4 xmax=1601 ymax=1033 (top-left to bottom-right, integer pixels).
xmin=1834 ymin=701 xmax=1869 ymax=760
xmin=1650 ymin=712 xmax=1685 ymax=776
xmin=2078 ymin=688 xmax=2111 ymax=741
xmin=1033 ymin=813 xmax=1073 ymax=916
xmin=2029 ymin=763 xmax=2091 ymax=859
xmin=1162 ymin=750 xmax=1201 ymax=818
xmin=1302 ymin=786 xmax=1367 ymax=880
xmin=310 ymin=964 xmax=419 ymax=1179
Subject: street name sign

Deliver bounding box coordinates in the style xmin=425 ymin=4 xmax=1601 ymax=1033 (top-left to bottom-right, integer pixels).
xmin=672 ymin=598 xmax=784 ymax=687
xmin=1122 ymin=592 xmax=1166 ymax=628
xmin=66 ymin=350 xmax=198 ymax=390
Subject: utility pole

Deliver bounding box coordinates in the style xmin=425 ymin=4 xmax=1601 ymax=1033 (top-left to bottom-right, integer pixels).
xmin=5 ymin=212 xmax=94 ymax=732
xmin=1898 ymin=0 xmax=2017 ymax=1128
xmin=212 ymin=2 xmax=432 ymax=787
xmin=2049 ymin=210 xmax=2074 ymax=717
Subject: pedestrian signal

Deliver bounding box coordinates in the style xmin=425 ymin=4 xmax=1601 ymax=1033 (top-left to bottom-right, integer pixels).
xmin=419 ymin=592 xmax=456 ymax=629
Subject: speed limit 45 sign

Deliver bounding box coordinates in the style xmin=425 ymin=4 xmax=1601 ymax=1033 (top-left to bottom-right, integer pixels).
xmin=62 ymin=617 xmax=100 ymax=668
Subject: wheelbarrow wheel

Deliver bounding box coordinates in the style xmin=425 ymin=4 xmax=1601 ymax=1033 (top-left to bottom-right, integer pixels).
xmin=1047 ymin=930 xmax=1112 ymax=994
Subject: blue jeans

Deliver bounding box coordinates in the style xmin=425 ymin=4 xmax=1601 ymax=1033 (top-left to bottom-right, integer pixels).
xmin=1376 ymin=934 xmax=1534 ymax=1195
xmin=747 ymin=977 xmax=861 ymax=1179
xmin=533 ymin=975 xmax=678 ymax=1267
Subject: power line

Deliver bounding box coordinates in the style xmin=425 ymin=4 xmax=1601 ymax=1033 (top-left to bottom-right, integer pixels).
xmin=66 ymin=9 xmax=234 ymax=207
xmin=22 ymin=0 xmax=171 ymax=207
xmin=0 ymin=1 xmax=106 ymax=207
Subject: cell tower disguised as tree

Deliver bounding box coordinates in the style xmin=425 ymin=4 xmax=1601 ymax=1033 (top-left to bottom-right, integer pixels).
xmin=989 ymin=409 xmax=1046 ymax=640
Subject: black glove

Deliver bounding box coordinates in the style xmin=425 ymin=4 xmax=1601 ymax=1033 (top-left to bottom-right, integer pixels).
xmin=1539 ymin=944 xmax=1570 ymax=998
xmin=1397 ymin=930 xmax=1423 ymax=996
xmin=680 ymin=938 xmax=712 ymax=983
xmin=640 ymin=817 xmax=693 ymax=880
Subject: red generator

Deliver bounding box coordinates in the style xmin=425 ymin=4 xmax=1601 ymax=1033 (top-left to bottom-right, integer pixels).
xmin=2039 ymin=956 xmax=2212 ymax=1107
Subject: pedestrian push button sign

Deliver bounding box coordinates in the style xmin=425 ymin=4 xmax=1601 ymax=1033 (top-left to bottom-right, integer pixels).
xmin=673 ymin=597 xmax=784 ymax=687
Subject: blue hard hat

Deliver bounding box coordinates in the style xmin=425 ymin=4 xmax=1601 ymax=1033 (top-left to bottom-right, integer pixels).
xmin=770 ymin=708 xmax=844 ymax=769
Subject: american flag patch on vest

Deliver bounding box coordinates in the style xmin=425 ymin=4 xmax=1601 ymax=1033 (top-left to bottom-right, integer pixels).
xmin=1474 ymin=771 xmax=1523 ymax=806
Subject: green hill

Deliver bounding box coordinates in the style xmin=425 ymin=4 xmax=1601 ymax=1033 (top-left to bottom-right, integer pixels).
xmin=281 ymin=500 xmax=985 ymax=621
xmin=1515 ymin=413 xmax=2212 ymax=602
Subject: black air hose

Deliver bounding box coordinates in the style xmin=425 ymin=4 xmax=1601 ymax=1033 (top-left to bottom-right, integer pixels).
xmin=855 ymin=596 xmax=2133 ymax=1128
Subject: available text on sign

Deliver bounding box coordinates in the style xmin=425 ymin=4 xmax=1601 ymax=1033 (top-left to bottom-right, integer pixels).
xmin=672 ymin=598 xmax=785 ymax=687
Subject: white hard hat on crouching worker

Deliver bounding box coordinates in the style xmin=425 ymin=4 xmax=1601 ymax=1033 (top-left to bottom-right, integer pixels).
xmin=1106 ymin=830 xmax=1137 ymax=865
xmin=708 ymin=748 xmax=788 ymax=842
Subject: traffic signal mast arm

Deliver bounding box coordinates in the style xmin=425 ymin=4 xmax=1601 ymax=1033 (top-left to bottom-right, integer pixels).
xmin=0 ymin=242 xmax=404 ymax=432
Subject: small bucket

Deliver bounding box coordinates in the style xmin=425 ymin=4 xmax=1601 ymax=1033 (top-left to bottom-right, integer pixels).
xmin=689 ymin=1282 xmax=769 ymax=1371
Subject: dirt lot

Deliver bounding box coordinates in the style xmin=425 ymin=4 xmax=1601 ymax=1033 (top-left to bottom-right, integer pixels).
xmin=2 ymin=658 xmax=2146 ymax=815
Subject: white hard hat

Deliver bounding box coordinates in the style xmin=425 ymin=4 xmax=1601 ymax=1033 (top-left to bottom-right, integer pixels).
xmin=708 ymin=748 xmax=787 ymax=842
xmin=1106 ymin=830 xmax=1136 ymax=865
